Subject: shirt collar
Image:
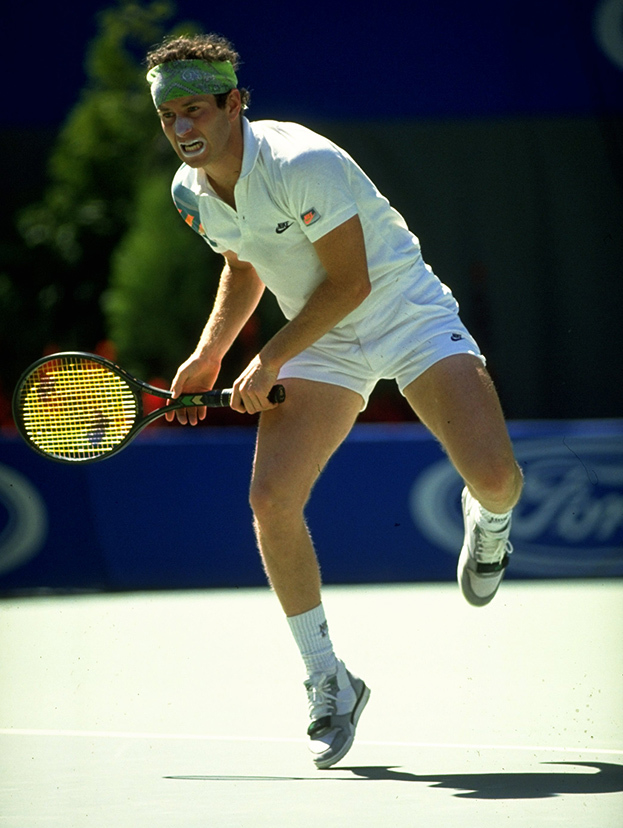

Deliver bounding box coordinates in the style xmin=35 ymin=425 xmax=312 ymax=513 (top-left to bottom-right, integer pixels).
xmin=238 ymin=116 xmax=261 ymax=180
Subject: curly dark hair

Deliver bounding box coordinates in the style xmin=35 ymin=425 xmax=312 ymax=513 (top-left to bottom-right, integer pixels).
xmin=145 ymin=33 xmax=250 ymax=109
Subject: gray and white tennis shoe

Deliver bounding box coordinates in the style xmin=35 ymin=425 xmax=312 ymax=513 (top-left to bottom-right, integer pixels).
xmin=305 ymin=659 xmax=370 ymax=769
xmin=458 ymin=487 xmax=513 ymax=607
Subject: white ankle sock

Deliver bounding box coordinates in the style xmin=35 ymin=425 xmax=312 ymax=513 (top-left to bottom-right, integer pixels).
xmin=287 ymin=604 xmax=338 ymax=676
xmin=477 ymin=502 xmax=512 ymax=530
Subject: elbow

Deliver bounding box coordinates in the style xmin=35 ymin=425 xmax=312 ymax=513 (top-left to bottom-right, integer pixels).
xmin=327 ymin=271 xmax=372 ymax=312
xmin=354 ymin=277 xmax=372 ymax=306
xmin=341 ymin=277 xmax=371 ymax=314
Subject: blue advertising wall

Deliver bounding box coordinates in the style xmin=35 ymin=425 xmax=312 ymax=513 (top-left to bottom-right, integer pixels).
xmin=0 ymin=420 xmax=621 ymax=593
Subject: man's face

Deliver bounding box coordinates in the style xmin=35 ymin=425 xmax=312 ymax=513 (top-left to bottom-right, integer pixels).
xmin=157 ymin=92 xmax=240 ymax=169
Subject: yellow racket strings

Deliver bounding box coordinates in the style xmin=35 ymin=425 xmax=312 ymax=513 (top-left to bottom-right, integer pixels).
xmin=19 ymin=357 xmax=138 ymax=460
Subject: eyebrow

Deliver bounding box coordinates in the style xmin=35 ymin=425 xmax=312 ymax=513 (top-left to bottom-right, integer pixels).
xmin=157 ymin=95 xmax=210 ymax=112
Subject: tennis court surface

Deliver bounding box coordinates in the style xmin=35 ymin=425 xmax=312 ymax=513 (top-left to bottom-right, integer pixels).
xmin=1 ymin=580 xmax=622 ymax=827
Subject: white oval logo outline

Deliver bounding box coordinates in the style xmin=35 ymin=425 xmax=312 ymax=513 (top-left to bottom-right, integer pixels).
xmin=594 ymin=0 xmax=623 ymax=71
xmin=0 ymin=464 xmax=48 ymax=576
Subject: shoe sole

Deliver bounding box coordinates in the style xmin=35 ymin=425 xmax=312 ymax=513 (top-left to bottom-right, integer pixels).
xmin=313 ymin=681 xmax=371 ymax=770
xmin=458 ymin=543 xmax=503 ymax=607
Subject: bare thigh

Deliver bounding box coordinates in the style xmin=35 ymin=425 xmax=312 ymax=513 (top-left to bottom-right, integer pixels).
xmin=403 ymin=354 xmax=522 ymax=509
xmin=250 ymin=378 xmax=364 ymax=514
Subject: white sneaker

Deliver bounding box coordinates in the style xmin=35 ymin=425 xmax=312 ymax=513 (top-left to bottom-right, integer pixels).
xmin=458 ymin=487 xmax=512 ymax=607
xmin=304 ymin=659 xmax=370 ymax=769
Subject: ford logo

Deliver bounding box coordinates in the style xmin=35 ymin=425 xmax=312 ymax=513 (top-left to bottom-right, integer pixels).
xmin=409 ymin=436 xmax=623 ymax=577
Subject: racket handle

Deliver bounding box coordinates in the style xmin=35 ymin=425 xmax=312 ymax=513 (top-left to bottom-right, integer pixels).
xmin=177 ymin=384 xmax=286 ymax=408
xmin=267 ymin=384 xmax=286 ymax=404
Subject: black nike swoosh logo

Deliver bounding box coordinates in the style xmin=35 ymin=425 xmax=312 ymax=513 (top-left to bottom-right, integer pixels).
xmin=276 ymin=221 xmax=294 ymax=234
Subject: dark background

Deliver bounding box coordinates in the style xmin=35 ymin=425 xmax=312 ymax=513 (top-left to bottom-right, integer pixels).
xmin=2 ymin=0 xmax=622 ymax=419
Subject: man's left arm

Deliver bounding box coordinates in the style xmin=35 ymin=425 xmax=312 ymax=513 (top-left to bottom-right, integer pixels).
xmin=231 ymin=214 xmax=371 ymax=413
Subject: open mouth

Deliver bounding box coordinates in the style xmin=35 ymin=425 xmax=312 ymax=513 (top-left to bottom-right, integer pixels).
xmin=179 ymin=139 xmax=206 ymax=157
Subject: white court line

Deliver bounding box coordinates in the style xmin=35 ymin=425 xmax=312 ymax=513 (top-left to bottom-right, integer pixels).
xmin=1 ymin=728 xmax=622 ymax=756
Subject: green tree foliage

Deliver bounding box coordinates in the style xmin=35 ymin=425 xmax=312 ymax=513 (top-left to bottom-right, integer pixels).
xmin=1 ymin=0 xmax=284 ymax=422
xmin=16 ymin=1 xmax=175 ymax=341
xmin=1 ymin=1 xmax=191 ymax=394
xmin=104 ymin=170 xmax=223 ymax=381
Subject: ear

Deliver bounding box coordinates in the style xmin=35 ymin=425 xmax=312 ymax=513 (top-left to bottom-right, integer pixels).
xmin=226 ymin=89 xmax=243 ymax=121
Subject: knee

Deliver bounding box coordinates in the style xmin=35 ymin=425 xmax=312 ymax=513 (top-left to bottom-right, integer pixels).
xmin=468 ymin=457 xmax=523 ymax=512
xmin=249 ymin=474 xmax=307 ymax=527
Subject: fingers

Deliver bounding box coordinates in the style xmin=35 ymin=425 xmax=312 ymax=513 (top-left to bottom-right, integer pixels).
xmin=230 ymin=388 xmax=258 ymax=414
xmin=230 ymin=383 xmax=280 ymax=415
xmin=230 ymin=356 xmax=280 ymax=415
xmin=166 ymin=358 xmax=217 ymax=425
xmin=166 ymin=402 xmax=207 ymax=426
xmin=166 ymin=390 xmax=208 ymax=425
xmin=166 ymin=371 xmax=191 ymax=424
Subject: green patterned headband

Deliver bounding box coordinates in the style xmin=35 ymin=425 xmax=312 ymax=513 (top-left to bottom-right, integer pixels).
xmin=147 ymin=59 xmax=238 ymax=107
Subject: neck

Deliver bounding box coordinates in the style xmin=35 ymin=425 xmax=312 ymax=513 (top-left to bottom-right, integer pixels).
xmin=204 ymin=117 xmax=244 ymax=209
xmin=207 ymin=176 xmax=237 ymax=209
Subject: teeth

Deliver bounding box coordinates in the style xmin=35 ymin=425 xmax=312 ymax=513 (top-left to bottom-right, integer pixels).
xmin=180 ymin=140 xmax=205 ymax=155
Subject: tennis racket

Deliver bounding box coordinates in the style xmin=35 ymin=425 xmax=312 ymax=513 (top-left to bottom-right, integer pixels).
xmin=12 ymin=351 xmax=285 ymax=464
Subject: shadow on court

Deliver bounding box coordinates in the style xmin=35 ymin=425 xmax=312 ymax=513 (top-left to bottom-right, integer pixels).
xmin=341 ymin=762 xmax=623 ymax=799
xmin=165 ymin=761 xmax=623 ymax=800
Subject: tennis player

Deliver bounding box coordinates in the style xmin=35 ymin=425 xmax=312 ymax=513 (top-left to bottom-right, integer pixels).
xmin=145 ymin=34 xmax=523 ymax=769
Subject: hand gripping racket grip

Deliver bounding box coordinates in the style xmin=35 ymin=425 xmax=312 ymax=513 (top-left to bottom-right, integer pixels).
xmin=176 ymin=384 xmax=286 ymax=408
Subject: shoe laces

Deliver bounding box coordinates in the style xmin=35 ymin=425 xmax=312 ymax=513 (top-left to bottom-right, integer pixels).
xmin=305 ymin=672 xmax=338 ymax=721
xmin=474 ymin=524 xmax=513 ymax=565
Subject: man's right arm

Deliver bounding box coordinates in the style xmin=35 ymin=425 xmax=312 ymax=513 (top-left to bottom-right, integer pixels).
xmin=167 ymin=252 xmax=265 ymax=424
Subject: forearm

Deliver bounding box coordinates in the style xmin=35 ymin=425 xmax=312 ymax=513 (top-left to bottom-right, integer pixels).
xmin=194 ymin=260 xmax=265 ymax=361
xmin=259 ymin=213 xmax=371 ymax=372
xmin=168 ymin=259 xmax=265 ymax=423
xmin=230 ymin=214 xmax=371 ymax=414
xmin=259 ymin=275 xmax=369 ymax=372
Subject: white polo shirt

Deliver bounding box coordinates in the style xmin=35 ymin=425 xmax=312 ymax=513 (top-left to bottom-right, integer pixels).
xmin=171 ymin=117 xmax=451 ymax=327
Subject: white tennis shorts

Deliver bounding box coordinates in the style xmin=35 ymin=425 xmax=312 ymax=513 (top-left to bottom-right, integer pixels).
xmin=278 ymin=271 xmax=485 ymax=408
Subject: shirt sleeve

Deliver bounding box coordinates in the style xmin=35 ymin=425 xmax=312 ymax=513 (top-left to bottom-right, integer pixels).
xmin=172 ymin=171 xmax=202 ymax=234
xmin=171 ymin=168 xmax=226 ymax=252
xmin=280 ymin=145 xmax=359 ymax=244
